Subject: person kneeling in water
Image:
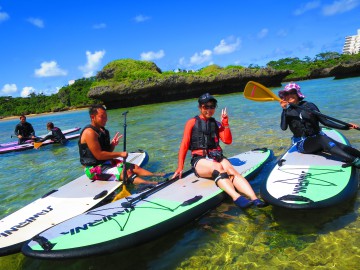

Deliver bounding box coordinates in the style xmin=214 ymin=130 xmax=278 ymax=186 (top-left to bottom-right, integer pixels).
xmin=36 ymin=122 xmax=68 ymax=145
xmin=172 ymin=93 xmax=267 ymax=209
xmin=79 ymin=105 xmax=162 ymax=184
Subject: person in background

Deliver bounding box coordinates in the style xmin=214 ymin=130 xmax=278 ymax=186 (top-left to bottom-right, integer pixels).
xmin=279 ymin=82 xmax=360 ymax=167
xmin=36 ymin=122 xmax=68 ymax=145
xmin=14 ymin=114 xmax=36 ymax=145
xmin=79 ymin=104 xmax=162 ymax=184
xmin=172 ymin=93 xmax=267 ymax=209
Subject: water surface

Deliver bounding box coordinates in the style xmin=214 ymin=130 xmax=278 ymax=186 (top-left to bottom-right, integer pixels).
xmin=0 ymin=77 xmax=360 ymax=269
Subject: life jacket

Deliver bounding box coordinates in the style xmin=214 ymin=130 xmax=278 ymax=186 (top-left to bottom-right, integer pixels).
xmin=190 ymin=116 xmax=220 ymax=152
xmin=15 ymin=122 xmax=34 ymax=137
xmin=51 ymin=127 xmax=66 ymax=142
xmin=286 ymin=101 xmax=321 ymax=137
xmin=78 ymin=125 xmax=111 ymax=166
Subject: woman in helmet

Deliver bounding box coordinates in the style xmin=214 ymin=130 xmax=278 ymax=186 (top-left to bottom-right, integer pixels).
xmin=279 ymin=82 xmax=360 ymax=167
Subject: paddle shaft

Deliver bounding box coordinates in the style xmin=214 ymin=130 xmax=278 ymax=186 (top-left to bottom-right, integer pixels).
xmin=122 ymin=111 xmax=129 ymax=183
xmin=244 ymin=81 xmax=360 ymax=130
xmin=289 ymin=103 xmax=360 ymax=130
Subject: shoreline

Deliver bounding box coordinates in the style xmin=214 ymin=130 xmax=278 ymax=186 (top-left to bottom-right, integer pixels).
xmin=0 ymin=108 xmax=88 ymax=122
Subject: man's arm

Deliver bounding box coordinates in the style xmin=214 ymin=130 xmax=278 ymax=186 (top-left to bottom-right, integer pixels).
xmin=82 ymin=128 xmax=127 ymax=161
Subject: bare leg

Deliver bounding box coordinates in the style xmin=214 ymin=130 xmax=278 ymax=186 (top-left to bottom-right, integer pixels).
xmin=220 ymin=159 xmax=257 ymax=200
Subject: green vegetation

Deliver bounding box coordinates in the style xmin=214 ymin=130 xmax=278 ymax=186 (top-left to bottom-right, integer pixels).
xmin=1 ymin=53 xmax=360 ymax=118
xmin=267 ymin=51 xmax=360 ymax=79
xmin=0 ymin=77 xmax=100 ymax=118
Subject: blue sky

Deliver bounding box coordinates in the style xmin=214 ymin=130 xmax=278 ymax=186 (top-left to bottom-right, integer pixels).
xmin=0 ymin=0 xmax=359 ymax=98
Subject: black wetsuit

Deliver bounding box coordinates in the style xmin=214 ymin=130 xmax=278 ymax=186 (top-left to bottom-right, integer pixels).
xmin=38 ymin=127 xmax=68 ymax=144
xmin=14 ymin=121 xmax=35 ymax=144
xmin=281 ymin=101 xmax=360 ymax=163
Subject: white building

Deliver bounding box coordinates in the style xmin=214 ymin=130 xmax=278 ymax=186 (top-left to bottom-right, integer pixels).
xmin=343 ymin=29 xmax=360 ymax=54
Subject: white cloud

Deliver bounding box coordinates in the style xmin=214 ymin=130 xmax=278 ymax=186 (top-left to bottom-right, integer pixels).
xmin=1 ymin=84 xmax=17 ymax=95
xmin=21 ymin=86 xmax=35 ymax=97
xmin=0 ymin=7 xmax=9 ymax=23
xmin=190 ymin=50 xmax=212 ymax=65
xmin=27 ymin=17 xmax=44 ymax=28
xmin=93 ymin=23 xmax=106 ymax=29
xmin=277 ymin=29 xmax=288 ymax=37
xmin=140 ymin=50 xmax=165 ymax=61
xmin=35 ymin=61 xmax=68 ymax=77
xmin=79 ymin=50 xmax=106 ymax=78
xmin=134 ymin=15 xmax=150 ymax=22
xmin=294 ymin=1 xmax=321 ymax=15
xmin=257 ymin=28 xmax=269 ymax=39
xmin=322 ymin=0 xmax=359 ymax=15
xmin=213 ymin=37 xmax=241 ymax=55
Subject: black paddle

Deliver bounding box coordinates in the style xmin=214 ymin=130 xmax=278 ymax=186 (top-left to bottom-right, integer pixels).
xmin=112 ymin=111 xmax=131 ymax=201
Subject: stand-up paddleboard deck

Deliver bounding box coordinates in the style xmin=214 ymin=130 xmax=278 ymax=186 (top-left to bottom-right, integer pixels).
xmin=261 ymin=128 xmax=359 ymax=209
xmin=0 ymin=151 xmax=149 ymax=256
xmin=0 ymin=127 xmax=81 ymax=154
xmin=22 ymin=148 xmax=272 ymax=260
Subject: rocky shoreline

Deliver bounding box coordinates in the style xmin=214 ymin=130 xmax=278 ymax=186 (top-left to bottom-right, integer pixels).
xmin=89 ymin=65 xmax=292 ymax=109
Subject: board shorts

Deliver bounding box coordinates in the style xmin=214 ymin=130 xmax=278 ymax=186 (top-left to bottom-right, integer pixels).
xmin=84 ymin=159 xmax=135 ymax=181
xmin=190 ymin=154 xmax=227 ymax=178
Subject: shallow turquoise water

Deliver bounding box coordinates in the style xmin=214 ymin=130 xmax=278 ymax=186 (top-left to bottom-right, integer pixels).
xmin=0 ymin=77 xmax=360 ymax=269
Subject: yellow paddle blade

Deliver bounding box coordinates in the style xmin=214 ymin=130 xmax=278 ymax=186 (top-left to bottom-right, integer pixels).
xmin=244 ymin=81 xmax=281 ymax=102
xmin=33 ymin=142 xmax=43 ymax=149
xmin=112 ymin=184 xmax=131 ymax=202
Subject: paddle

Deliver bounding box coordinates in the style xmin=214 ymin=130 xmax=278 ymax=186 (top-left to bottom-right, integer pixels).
xmin=112 ymin=111 xmax=131 ymax=201
xmin=244 ymin=81 xmax=360 ymax=130
xmin=33 ymin=142 xmax=43 ymax=149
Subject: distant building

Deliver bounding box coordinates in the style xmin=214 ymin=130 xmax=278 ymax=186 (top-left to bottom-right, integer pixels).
xmin=343 ymin=29 xmax=360 ymax=54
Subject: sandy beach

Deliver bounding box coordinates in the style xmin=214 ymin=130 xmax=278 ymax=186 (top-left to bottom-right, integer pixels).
xmin=0 ymin=107 xmax=88 ymax=122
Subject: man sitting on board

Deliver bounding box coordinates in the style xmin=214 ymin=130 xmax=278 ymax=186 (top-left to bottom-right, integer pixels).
xmin=14 ymin=114 xmax=37 ymax=145
xmin=79 ymin=104 xmax=161 ymax=184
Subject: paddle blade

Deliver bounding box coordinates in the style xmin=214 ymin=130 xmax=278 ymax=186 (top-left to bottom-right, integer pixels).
xmin=33 ymin=142 xmax=43 ymax=149
xmin=112 ymin=184 xmax=131 ymax=202
xmin=244 ymin=81 xmax=281 ymax=102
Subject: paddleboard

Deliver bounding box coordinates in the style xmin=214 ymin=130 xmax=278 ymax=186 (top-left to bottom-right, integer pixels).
xmin=0 ymin=127 xmax=81 ymax=154
xmin=0 ymin=151 xmax=149 ymax=256
xmin=22 ymin=148 xmax=272 ymax=259
xmin=260 ymin=128 xmax=359 ymax=209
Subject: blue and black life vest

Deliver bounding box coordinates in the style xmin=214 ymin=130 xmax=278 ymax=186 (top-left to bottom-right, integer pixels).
xmin=78 ymin=125 xmax=111 ymax=166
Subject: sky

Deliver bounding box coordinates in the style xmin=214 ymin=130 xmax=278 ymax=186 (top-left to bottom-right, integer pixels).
xmin=0 ymin=0 xmax=359 ymax=98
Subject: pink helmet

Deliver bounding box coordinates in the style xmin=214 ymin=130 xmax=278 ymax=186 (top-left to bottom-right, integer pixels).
xmin=278 ymin=82 xmax=305 ymax=100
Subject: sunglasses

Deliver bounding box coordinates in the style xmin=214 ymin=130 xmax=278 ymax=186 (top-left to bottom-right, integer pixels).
xmin=202 ymin=105 xmax=216 ymax=110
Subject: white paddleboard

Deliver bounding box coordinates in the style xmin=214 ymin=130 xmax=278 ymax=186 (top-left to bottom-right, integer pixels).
xmin=22 ymin=149 xmax=272 ymax=259
xmin=0 ymin=151 xmax=149 ymax=256
xmin=261 ymin=128 xmax=359 ymax=209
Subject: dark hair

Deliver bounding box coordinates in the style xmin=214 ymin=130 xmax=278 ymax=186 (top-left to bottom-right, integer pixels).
xmin=20 ymin=114 xmax=26 ymax=120
xmin=46 ymin=122 xmax=54 ymax=129
xmin=89 ymin=104 xmax=106 ymax=116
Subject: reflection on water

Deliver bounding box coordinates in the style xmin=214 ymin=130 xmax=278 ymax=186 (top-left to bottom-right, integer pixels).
xmin=0 ymin=77 xmax=360 ymax=269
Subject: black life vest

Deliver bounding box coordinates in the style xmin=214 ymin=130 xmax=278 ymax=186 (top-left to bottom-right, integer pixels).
xmin=15 ymin=122 xmax=34 ymax=137
xmin=78 ymin=125 xmax=111 ymax=166
xmin=51 ymin=127 xmax=66 ymax=142
xmin=190 ymin=116 xmax=220 ymax=151
xmin=286 ymin=101 xmax=321 ymax=137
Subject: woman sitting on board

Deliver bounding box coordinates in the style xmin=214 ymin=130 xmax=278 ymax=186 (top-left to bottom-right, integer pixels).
xmin=172 ymin=93 xmax=267 ymax=208
xmin=79 ymin=104 xmax=162 ymax=184
xmin=279 ymin=82 xmax=360 ymax=168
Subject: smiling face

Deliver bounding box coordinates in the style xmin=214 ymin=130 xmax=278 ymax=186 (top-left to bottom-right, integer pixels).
xmin=91 ymin=108 xmax=108 ymax=128
xmin=199 ymin=102 xmax=216 ymax=119
xmin=281 ymin=89 xmax=300 ymax=104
